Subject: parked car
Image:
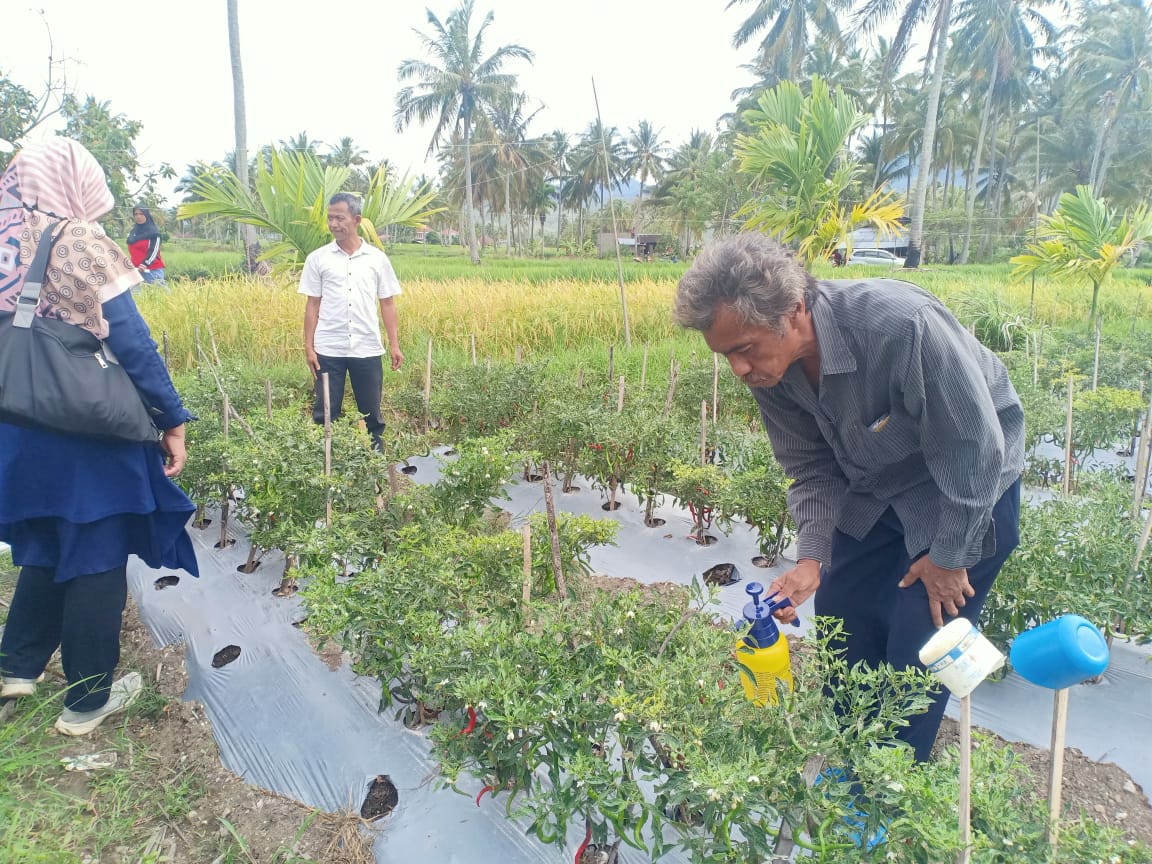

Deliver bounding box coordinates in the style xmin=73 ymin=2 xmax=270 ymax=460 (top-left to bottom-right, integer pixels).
xmin=847 ymin=248 xmax=905 ymax=267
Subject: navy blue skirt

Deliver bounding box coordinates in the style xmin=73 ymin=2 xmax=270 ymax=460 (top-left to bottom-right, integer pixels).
xmin=0 ymin=422 xmax=198 ymax=581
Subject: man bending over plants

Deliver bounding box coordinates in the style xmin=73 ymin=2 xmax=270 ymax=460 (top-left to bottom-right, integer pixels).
xmin=674 ymin=233 xmax=1024 ymax=762
xmin=301 ymin=192 xmax=404 ymax=451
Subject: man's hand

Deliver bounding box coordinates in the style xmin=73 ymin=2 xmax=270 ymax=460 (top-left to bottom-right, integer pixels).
xmin=899 ymin=556 xmax=974 ymax=628
xmin=161 ymin=425 xmax=187 ymax=479
xmin=766 ymin=558 xmax=822 ymax=624
xmin=306 ymin=347 xmax=320 ymax=377
xmin=389 ymin=345 xmax=404 ymax=371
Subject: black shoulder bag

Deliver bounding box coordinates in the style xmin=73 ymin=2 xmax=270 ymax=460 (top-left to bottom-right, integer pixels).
xmin=0 ymin=224 xmax=160 ymax=444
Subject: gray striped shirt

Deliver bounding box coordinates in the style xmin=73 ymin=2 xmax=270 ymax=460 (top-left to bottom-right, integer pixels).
xmin=751 ymin=278 xmax=1024 ymax=569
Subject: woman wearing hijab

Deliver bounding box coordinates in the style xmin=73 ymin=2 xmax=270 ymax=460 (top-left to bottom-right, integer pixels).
xmin=127 ymin=205 xmax=166 ymax=286
xmin=0 ymin=138 xmax=198 ymax=735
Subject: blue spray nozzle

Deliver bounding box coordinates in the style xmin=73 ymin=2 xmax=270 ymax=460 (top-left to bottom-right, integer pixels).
xmin=742 ymin=582 xmax=800 ymax=648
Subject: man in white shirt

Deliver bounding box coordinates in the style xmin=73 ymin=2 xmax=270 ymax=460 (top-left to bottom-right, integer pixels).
xmin=299 ymin=193 xmax=404 ymax=450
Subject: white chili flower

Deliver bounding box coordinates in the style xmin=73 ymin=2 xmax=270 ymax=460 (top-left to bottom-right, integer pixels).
xmin=648 ymin=721 xmax=662 ymax=733
xmin=626 ymin=610 xmax=635 ymax=619
xmin=707 ymin=788 xmax=720 ymax=802
xmin=506 ymin=730 xmax=515 ymax=741
xmin=614 ymin=711 xmax=626 ymax=722
xmin=747 ymin=775 xmax=760 ymax=785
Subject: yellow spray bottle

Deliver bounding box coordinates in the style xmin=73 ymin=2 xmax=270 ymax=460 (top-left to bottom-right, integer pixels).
xmin=736 ymin=582 xmax=798 ymax=705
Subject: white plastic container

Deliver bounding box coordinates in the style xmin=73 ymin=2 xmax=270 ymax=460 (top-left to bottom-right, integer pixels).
xmin=918 ymin=618 xmax=1005 ymax=698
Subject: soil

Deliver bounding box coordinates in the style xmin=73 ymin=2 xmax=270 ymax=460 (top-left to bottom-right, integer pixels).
xmin=42 ymin=600 xmax=376 ymax=863
xmin=935 ymin=716 xmax=1152 ymax=847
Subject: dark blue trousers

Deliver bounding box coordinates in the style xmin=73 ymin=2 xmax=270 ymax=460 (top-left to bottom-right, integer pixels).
xmin=814 ymin=479 xmax=1021 ymax=762
xmin=0 ymin=564 xmax=128 ymax=711
xmin=312 ymin=354 xmax=385 ymax=445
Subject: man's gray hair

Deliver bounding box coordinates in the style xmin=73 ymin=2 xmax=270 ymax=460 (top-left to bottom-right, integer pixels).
xmin=674 ymin=233 xmax=816 ymax=334
xmin=329 ymin=192 xmax=362 ymax=217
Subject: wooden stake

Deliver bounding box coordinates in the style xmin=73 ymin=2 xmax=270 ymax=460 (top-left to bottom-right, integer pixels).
xmin=1045 ymin=688 xmax=1070 ymax=849
xmin=194 ymin=325 xmax=202 ymax=381
xmin=471 ymin=333 xmax=477 ymax=366
xmin=1032 ymin=332 xmax=1039 ymax=387
xmin=664 ymin=361 xmax=680 ymax=417
xmin=1092 ymin=319 xmax=1101 ymax=391
xmin=712 ymin=352 xmax=720 ymax=426
xmin=592 ymin=76 xmax=631 ymax=348
xmin=577 ymin=367 xmax=584 ymax=389
xmin=1132 ymin=395 xmax=1152 ymax=518
xmin=322 ymin=372 xmax=333 ymax=529
xmin=162 ymin=331 xmax=169 ymax=369
xmin=617 ymin=375 xmax=626 ymax=413
xmin=521 ymin=523 xmax=532 ymax=616
xmin=222 ymin=393 xmax=231 ymax=440
xmin=219 ymin=392 xmax=231 ymax=550
xmin=607 ymin=345 xmax=614 ymax=383
xmin=958 ymin=695 xmax=972 ymax=864
xmin=423 ymin=338 xmax=433 ymax=425
xmin=669 ymin=344 xmax=675 ymax=378
xmin=640 ymin=343 xmax=649 ymax=390
xmin=1062 ymin=379 xmax=1074 ymax=494
xmin=700 ymin=401 xmax=708 ymax=466
xmin=206 ymin=318 xmax=222 ymax=367
xmin=516 ymin=345 xmax=523 ymax=363
xmin=387 ymin=463 xmax=401 ymax=498
xmin=265 ymin=380 xmax=273 ymax=420
xmin=541 ymin=461 xmax=567 ymax=599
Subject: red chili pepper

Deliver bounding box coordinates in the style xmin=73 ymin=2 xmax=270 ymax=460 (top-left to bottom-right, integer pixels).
xmin=460 ymin=706 xmax=477 ymax=736
xmin=476 ymin=784 xmax=494 ymax=806
xmin=574 ymin=822 xmax=592 ymax=864
xmin=587 ymin=443 xmax=603 ymax=451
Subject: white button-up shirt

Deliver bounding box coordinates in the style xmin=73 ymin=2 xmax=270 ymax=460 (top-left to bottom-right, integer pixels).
xmin=298 ymin=240 xmax=402 ymax=358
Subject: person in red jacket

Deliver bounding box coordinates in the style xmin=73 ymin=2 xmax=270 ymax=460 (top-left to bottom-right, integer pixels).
xmin=126 ymin=205 xmax=167 ymax=287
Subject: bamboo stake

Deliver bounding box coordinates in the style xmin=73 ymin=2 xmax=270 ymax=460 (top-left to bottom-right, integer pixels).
xmin=640 ymin=343 xmax=649 ymax=390
xmin=958 ymin=695 xmax=973 ymax=864
xmin=219 ymin=392 xmax=231 ymax=550
xmin=1032 ymin=332 xmax=1039 ymax=387
xmin=194 ymin=325 xmax=202 ymax=381
xmin=222 ymin=393 xmax=231 ymax=440
xmin=607 ymin=345 xmax=614 ymax=384
xmin=206 ymin=319 xmax=223 ymax=367
xmin=423 ymin=338 xmax=433 ymax=426
xmin=162 ymin=331 xmax=169 ymax=369
xmin=617 ymin=376 xmax=625 ymax=413
xmin=1132 ymin=395 xmax=1152 ymax=518
xmin=664 ymin=362 xmax=680 ymax=417
xmin=322 ymin=372 xmax=333 ymax=529
xmin=712 ymin=353 xmax=719 ymax=426
xmin=669 ymin=344 xmax=675 ymax=378
xmin=471 ymin=333 xmax=477 ymax=366
xmin=1045 ymin=688 xmax=1070 ymax=849
xmin=591 ymin=76 xmax=631 ymax=348
xmin=577 ymin=367 xmax=584 ymax=389
xmin=1092 ymin=319 xmax=1101 ymax=391
xmin=265 ymin=380 xmax=273 ymax=420
xmin=1062 ymin=379 xmax=1074 ymax=494
xmin=700 ymin=401 xmax=708 ymax=466
xmin=387 ymin=463 xmax=401 ymax=498
xmin=516 ymin=345 xmax=523 ymax=363
xmin=541 ymin=461 xmax=567 ymax=598
xmin=521 ymin=523 xmax=532 ymax=616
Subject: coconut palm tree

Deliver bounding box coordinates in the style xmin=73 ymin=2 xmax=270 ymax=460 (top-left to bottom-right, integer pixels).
xmin=394 ymin=0 xmax=534 ymax=264
xmin=726 ymin=0 xmax=853 ymax=85
xmin=544 ymin=130 xmax=571 ymax=251
xmin=326 ymin=136 xmax=369 ymax=169
xmin=625 ymin=121 xmax=669 ymax=212
xmin=1010 ymin=185 xmax=1152 ymax=322
xmin=481 ymin=91 xmax=544 ymax=254
xmin=855 ymin=0 xmax=956 ymax=267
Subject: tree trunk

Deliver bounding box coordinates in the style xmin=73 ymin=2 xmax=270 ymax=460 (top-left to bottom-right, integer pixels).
xmin=463 ymin=113 xmax=480 ymax=264
xmin=226 ymin=0 xmax=258 ymax=267
xmin=555 ymin=179 xmax=564 ymax=254
xmin=504 ymin=171 xmax=512 ymax=256
xmin=978 ymin=110 xmax=1002 ymax=259
xmin=959 ymin=54 xmax=998 ymax=265
xmin=903 ymin=0 xmax=953 ymax=269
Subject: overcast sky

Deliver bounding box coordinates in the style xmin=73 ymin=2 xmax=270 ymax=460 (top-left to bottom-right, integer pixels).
xmin=7 ymin=0 xmax=763 ymax=203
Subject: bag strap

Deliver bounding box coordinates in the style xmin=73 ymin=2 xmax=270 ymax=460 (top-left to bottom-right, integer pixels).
xmin=13 ymin=221 xmax=61 ymax=329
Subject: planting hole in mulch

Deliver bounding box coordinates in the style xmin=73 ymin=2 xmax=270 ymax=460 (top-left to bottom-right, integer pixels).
xmin=691 ymin=534 xmax=719 ymax=546
xmin=645 ymin=517 xmax=666 ymax=528
xmin=752 ymin=555 xmax=772 ymax=568
xmin=214 ymin=538 xmax=236 ymax=549
xmin=563 ymin=485 xmax=581 ymax=493
xmin=526 ymin=473 xmax=544 ymax=482
xmin=272 ymin=578 xmax=298 ymax=598
xmin=442 ymin=448 xmax=457 ymax=456
xmin=153 ymin=575 xmax=180 ymax=590
xmin=236 ymin=561 xmax=261 ymax=574
xmin=400 ymin=465 xmax=418 ymax=475
xmin=703 ymin=562 xmax=740 ymax=586
xmin=211 ymin=645 xmax=242 ymax=668
xmin=601 ymin=501 xmax=622 ymax=511
xmin=360 ymin=774 xmax=399 ymax=821
xmin=192 ymin=518 xmax=212 ymax=529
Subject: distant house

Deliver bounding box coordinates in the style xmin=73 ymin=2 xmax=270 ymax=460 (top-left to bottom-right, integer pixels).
xmin=598 ymin=231 xmax=663 ymax=258
xmin=840 ymin=221 xmax=910 ymax=256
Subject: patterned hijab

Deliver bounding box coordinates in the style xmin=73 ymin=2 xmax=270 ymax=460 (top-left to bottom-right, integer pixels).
xmin=0 ymin=138 xmax=139 ymax=338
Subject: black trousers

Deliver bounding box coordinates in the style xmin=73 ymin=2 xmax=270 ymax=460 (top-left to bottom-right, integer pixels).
xmin=814 ymin=479 xmax=1021 ymax=762
xmin=0 ymin=564 xmax=128 ymax=712
xmin=312 ymin=354 xmax=385 ymax=443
